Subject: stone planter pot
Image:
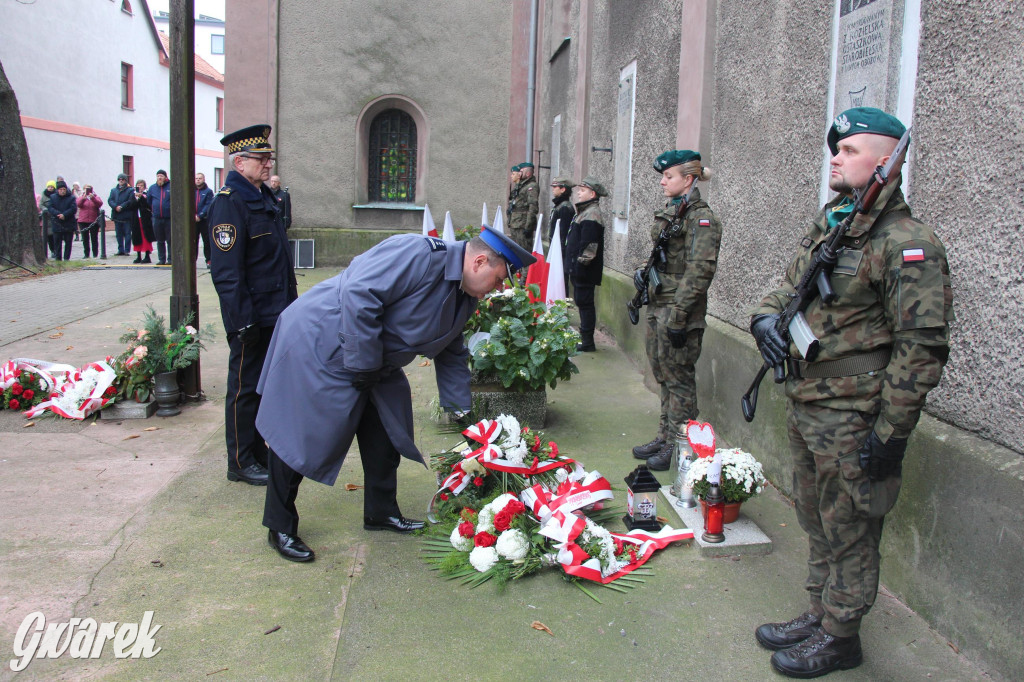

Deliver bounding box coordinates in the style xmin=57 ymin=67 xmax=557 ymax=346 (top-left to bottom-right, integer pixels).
xmin=153 ymin=370 xmax=181 ymax=417
xmin=470 ymin=381 xmax=546 ymax=428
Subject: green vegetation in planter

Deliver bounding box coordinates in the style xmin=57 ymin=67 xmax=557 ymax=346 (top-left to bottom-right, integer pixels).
xmin=464 ymin=284 xmax=580 ymax=392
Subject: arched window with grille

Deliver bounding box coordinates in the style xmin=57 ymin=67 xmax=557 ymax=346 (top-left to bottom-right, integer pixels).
xmin=368 ymin=109 xmax=417 ymax=203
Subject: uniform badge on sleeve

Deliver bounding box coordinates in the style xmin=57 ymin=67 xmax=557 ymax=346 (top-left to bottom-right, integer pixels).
xmin=213 ymin=224 xmax=237 ymax=251
xmin=902 ymin=248 xmax=925 ymax=263
xmin=425 ymin=236 xmax=446 ymax=252
xmin=699 ymin=219 xmax=710 ymax=227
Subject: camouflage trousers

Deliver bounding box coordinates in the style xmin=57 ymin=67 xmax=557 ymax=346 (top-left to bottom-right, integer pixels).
xmin=788 ymin=402 xmax=903 ymax=637
xmin=508 ymin=225 xmax=534 ymax=251
xmin=645 ymin=306 xmax=703 ymax=440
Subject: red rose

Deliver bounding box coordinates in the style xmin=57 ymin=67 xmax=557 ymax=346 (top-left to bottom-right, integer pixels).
xmin=11 ymin=383 xmax=23 ymax=396
xmin=439 ymin=492 xmax=449 ymax=501
xmin=493 ymin=508 xmax=513 ymax=532
xmin=9 ymin=398 xmax=20 ymax=410
xmin=506 ymin=499 xmax=526 ymax=516
xmin=548 ymin=441 xmax=559 ymax=456
xmin=458 ymin=520 xmax=475 ymax=538
xmin=473 ymin=531 xmax=497 ymax=547
xmin=104 ymin=386 xmax=116 ymax=397
xmin=22 ymin=389 xmax=34 ymax=401
xmin=473 ymin=477 xmax=484 ymax=487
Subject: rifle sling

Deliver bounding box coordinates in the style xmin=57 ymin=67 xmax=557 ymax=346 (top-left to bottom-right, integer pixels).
xmin=788 ymin=347 xmax=891 ymax=379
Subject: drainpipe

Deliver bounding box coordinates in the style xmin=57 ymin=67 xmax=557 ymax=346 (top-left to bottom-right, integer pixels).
xmin=525 ymin=0 xmax=539 ymax=162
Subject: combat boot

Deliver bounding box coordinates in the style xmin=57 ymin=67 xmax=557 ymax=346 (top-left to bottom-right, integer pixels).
xmin=756 ymin=611 xmax=822 ymax=650
xmin=632 ymin=437 xmax=665 ymax=460
xmin=645 ymin=440 xmax=674 ymax=471
xmin=770 ymin=626 xmax=862 ymax=678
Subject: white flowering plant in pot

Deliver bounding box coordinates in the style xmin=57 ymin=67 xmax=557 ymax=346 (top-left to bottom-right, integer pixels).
xmin=686 ymin=448 xmax=767 ymax=504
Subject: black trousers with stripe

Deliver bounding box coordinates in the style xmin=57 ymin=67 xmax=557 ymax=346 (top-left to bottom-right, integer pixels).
xmin=225 ymin=327 xmax=272 ymax=472
xmin=262 ymin=399 xmax=402 ymax=535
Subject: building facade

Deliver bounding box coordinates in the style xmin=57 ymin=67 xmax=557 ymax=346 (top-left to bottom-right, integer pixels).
xmin=0 ymin=0 xmax=225 ymax=195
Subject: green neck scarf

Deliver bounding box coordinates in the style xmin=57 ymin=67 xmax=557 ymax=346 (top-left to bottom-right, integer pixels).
xmin=826 ymin=196 xmax=855 ymax=232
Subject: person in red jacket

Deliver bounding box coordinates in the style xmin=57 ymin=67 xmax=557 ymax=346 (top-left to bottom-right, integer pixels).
xmin=76 ymin=185 xmax=104 ymax=258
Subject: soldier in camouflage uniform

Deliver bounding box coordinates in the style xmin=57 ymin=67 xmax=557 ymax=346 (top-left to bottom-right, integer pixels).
xmin=632 ymin=150 xmax=722 ymax=470
xmin=750 ymin=108 xmax=953 ymax=679
xmin=507 ymin=162 xmax=539 ymax=250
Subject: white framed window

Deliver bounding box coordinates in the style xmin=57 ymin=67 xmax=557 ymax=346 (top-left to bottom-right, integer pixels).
xmin=211 ymin=34 xmax=225 ymax=55
xmin=612 ymin=60 xmax=637 ymax=235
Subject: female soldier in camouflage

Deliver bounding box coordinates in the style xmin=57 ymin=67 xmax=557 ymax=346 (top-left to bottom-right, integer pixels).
xmin=631 ymin=150 xmax=722 ymax=470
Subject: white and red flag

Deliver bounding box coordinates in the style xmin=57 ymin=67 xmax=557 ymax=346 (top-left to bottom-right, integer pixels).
xmin=544 ymin=219 xmax=566 ymax=306
xmin=442 ymin=211 xmax=456 ymax=242
xmin=491 ymin=207 xmax=505 ymax=234
xmin=524 ymin=213 xmax=548 ymax=303
xmin=421 ymin=203 xmax=439 ymax=238
xmin=481 ymin=203 xmax=489 ymax=229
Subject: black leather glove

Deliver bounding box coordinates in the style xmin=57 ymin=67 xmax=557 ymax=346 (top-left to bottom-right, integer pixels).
xmin=237 ymin=325 xmax=261 ymax=346
xmin=351 ymin=370 xmax=381 ymax=392
xmin=859 ymin=432 xmax=908 ymax=481
xmin=667 ymin=327 xmax=687 ymax=349
xmin=750 ymin=314 xmax=787 ymax=368
xmin=633 ymin=268 xmax=647 ymax=293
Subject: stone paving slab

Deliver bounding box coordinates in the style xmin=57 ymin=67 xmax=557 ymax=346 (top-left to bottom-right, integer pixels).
xmin=659 ymin=485 xmax=773 ymax=557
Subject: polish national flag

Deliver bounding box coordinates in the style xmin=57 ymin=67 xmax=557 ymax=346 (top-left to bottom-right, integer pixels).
xmin=442 ymin=211 xmax=456 ymax=242
xmin=545 ymin=219 xmax=567 ymax=306
xmin=491 ymin=207 xmax=505 ymax=234
xmin=422 ymin=203 xmax=439 ymax=238
xmin=524 ymin=213 xmax=548 ymax=303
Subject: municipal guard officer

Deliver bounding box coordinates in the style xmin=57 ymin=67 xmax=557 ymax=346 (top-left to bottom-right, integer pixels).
xmin=565 ymin=176 xmax=607 ymax=352
xmin=549 ymin=176 xmax=575 ymax=291
xmin=508 ymin=161 xmax=539 ymax=250
xmin=631 ymin=151 xmax=722 ymax=470
xmin=209 ymin=124 xmax=297 ymax=487
xmin=750 ymin=108 xmax=952 ymax=678
xmin=257 ymin=229 xmax=535 ymax=562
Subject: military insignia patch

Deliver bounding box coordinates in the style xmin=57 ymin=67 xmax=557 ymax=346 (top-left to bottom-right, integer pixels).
xmin=833 ymin=114 xmax=851 ymax=133
xmin=425 ymin=236 xmax=446 ymax=252
xmin=800 ymin=237 xmax=814 ymax=248
xmin=699 ymin=219 xmax=710 ymax=227
xmin=213 ymin=224 xmax=237 ymax=251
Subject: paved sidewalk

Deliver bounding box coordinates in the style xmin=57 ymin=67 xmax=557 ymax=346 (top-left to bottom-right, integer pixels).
xmin=0 ymin=268 xmax=997 ymax=681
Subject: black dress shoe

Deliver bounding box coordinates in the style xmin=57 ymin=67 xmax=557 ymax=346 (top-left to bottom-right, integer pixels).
xmin=770 ymin=627 xmax=862 ymax=678
xmin=363 ymin=515 xmax=425 ymax=533
xmin=756 ymin=611 xmax=822 ymax=650
xmin=632 ymin=437 xmax=666 ymax=459
xmin=267 ymin=530 xmax=315 ymax=562
xmin=576 ymin=343 xmax=597 ymax=352
xmin=226 ymin=463 xmax=269 ymax=486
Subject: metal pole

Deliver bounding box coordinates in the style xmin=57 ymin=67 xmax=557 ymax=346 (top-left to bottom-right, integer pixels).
xmin=525 ymin=0 xmax=539 ymax=162
xmin=169 ymin=0 xmax=201 ymax=399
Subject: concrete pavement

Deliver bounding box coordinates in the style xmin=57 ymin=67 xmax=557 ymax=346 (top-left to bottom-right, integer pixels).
xmin=0 ymin=266 xmax=996 ymax=681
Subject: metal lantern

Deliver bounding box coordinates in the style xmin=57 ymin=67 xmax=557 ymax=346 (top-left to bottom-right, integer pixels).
xmin=623 ymin=464 xmax=662 ymax=532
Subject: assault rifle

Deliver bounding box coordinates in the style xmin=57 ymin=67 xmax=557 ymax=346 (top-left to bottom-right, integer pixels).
xmin=626 ymin=181 xmax=699 ymax=325
xmin=740 ymin=127 xmax=911 ymax=422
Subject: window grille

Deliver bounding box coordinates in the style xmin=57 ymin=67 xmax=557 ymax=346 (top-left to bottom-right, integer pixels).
xmin=368 ymin=109 xmax=417 ymax=203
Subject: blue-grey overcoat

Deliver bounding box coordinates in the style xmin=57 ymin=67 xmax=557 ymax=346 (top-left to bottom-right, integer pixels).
xmin=255 ymin=234 xmax=476 ymax=485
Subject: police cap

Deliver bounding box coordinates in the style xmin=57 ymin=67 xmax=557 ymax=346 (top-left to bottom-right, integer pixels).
xmin=220 ymin=124 xmax=275 ymax=154
xmin=479 ymin=225 xmax=537 ymax=274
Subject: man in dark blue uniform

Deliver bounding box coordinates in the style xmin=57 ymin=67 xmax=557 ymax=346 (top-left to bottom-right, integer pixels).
xmin=209 ymin=124 xmax=297 ymax=487
xmin=256 ymin=228 xmax=535 ymax=562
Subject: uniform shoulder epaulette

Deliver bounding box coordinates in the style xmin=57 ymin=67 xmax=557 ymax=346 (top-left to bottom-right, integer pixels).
xmin=218 ymin=187 xmax=232 ymax=195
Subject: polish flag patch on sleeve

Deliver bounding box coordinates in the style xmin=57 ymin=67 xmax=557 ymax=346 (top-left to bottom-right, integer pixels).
xmin=902 ymin=248 xmax=926 ymax=263
xmin=699 ymin=219 xmax=711 ymax=227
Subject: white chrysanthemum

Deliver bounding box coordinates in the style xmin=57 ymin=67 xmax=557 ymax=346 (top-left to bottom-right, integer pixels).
xmin=487 ymin=493 xmax=517 ymax=512
xmin=476 ymin=508 xmax=495 ymax=534
xmin=495 ymin=414 xmax=521 ymax=443
xmin=503 ymin=440 xmax=528 ymax=466
xmin=450 ymin=526 xmax=472 ymax=551
xmin=469 ymin=546 xmax=499 ymax=572
xmin=495 ymin=529 xmax=529 ymax=561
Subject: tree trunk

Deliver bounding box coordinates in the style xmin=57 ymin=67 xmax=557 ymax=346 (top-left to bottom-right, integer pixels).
xmin=0 ymin=57 xmax=44 ymax=269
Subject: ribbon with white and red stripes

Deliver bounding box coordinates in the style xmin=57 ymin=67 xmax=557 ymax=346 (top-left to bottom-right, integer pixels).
xmin=558 ymin=526 xmax=695 ymax=584
xmin=520 ymin=472 xmax=613 ymax=525
xmin=24 ymin=360 xmax=116 ymax=420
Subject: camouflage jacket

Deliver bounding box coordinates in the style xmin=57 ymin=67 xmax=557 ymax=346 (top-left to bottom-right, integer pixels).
xmin=753 ymin=182 xmax=953 ymax=440
xmin=508 ymin=176 xmax=539 ymax=232
xmin=648 ymin=187 xmax=723 ymax=331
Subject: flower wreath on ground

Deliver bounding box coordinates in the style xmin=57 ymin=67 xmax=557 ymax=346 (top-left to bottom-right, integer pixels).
xmin=423 ymin=414 xmax=694 ymax=600
xmin=1 ymin=358 xmax=117 ymax=420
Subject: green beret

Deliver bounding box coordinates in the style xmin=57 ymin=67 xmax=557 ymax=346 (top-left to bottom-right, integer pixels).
xmin=550 ymin=176 xmax=575 ymax=188
xmin=827 ymin=107 xmax=906 ymax=155
xmin=653 ymin=149 xmax=701 ymax=173
xmin=511 ymin=164 xmax=522 ymax=172
xmin=578 ymin=175 xmax=608 ymax=197
xmin=518 ymin=162 xmax=534 ymax=169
